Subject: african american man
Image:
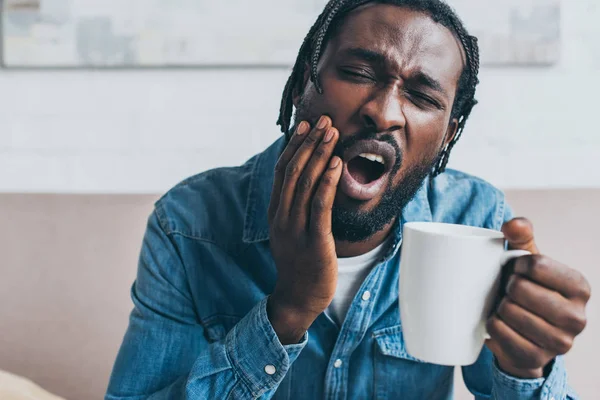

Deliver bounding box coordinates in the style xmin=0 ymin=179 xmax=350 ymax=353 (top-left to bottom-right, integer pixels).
xmin=106 ymin=1 xmax=590 ymax=399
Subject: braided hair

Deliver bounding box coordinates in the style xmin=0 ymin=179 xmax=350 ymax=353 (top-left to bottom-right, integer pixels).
xmin=276 ymin=0 xmax=480 ymax=177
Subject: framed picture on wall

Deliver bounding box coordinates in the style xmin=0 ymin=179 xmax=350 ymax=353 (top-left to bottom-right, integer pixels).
xmin=1 ymin=0 xmax=560 ymax=68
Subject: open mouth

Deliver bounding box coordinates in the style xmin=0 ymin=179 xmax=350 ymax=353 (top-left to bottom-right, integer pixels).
xmin=339 ymin=140 xmax=397 ymax=202
xmin=347 ymin=153 xmax=386 ymax=184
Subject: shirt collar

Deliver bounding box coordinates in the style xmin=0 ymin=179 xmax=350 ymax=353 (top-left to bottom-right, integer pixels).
xmin=242 ymin=136 xmax=433 ymax=244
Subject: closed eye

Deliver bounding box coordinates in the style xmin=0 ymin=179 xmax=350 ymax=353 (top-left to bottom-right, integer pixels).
xmin=407 ymin=91 xmax=442 ymax=109
xmin=339 ymin=68 xmax=376 ymax=83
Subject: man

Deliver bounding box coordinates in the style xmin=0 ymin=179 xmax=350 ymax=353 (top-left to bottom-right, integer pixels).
xmin=106 ymin=1 xmax=591 ymax=399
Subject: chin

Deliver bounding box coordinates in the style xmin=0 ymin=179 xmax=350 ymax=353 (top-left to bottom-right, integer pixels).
xmin=334 ymin=191 xmax=381 ymax=213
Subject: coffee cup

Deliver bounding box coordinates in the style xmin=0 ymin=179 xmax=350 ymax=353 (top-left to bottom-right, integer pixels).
xmin=399 ymin=222 xmax=530 ymax=366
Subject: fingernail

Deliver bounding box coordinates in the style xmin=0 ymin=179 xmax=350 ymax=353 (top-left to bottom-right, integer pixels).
xmin=317 ymin=116 xmax=329 ymax=129
xmin=330 ymin=157 xmax=341 ymax=169
xmin=297 ymin=121 xmax=308 ymax=135
xmin=324 ymin=128 xmax=336 ymax=143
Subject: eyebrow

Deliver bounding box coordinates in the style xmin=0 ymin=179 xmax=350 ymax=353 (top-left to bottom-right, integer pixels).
xmin=340 ymin=47 xmax=448 ymax=97
xmin=411 ymin=71 xmax=448 ymax=97
xmin=341 ymin=47 xmax=387 ymax=65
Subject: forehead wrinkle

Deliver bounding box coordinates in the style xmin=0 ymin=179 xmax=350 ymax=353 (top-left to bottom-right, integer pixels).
xmin=333 ymin=5 xmax=465 ymax=89
xmin=379 ymin=15 xmax=457 ymax=70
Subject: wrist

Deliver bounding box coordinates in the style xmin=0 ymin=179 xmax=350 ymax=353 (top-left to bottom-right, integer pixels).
xmin=496 ymin=358 xmax=544 ymax=379
xmin=270 ymin=282 xmax=332 ymax=316
xmin=267 ymin=294 xmax=318 ymax=345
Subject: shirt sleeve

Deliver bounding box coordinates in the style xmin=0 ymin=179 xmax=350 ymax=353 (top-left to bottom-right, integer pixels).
xmin=491 ymin=356 xmax=579 ymax=400
xmin=491 ymin=199 xmax=579 ymax=399
xmin=105 ymin=210 xmax=307 ymax=400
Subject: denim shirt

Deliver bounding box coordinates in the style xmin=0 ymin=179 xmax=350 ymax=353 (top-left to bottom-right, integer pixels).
xmin=106 ymin=137 xmax=577 ymax=400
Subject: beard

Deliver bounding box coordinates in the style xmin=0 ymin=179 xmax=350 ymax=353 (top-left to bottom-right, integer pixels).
xmin=294 ymin=97 xmax=437 ymax=243
xmin=330 ymin=136 xmax=434 ymax=243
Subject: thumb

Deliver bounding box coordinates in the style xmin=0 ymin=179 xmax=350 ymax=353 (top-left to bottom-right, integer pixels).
xmin=501 ymin=217 xmax=539 ymax=254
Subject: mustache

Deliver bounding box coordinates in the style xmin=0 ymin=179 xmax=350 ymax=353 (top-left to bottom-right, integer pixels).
xmin=333 ymin=129 xmax=403 ymax=173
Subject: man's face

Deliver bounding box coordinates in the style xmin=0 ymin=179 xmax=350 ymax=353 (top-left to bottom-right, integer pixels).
xmin=294 ymin=4 xmax=465 ymax=242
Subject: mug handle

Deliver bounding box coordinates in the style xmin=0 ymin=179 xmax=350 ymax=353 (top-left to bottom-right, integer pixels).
xmin=499 ymin=249 xmax=532 ymax=269
xmin=483 ymin=249 xmax=532 ymax=340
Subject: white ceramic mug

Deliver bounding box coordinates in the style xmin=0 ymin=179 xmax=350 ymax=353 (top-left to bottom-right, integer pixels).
xmin=399 ymin=222 xmax=530 ymax=366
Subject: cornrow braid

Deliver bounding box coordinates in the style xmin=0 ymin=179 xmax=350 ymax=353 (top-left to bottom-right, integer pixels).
xmin=433 ymin=14 xmax=481 ymax=174
xmin=310 ymin=0 xmax=346 ymax=94
xmin=277 ymin=0 xmax=481 ymax=177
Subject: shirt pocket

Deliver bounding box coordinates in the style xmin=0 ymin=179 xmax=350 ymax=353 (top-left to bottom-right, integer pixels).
xmin=373 ymin=324 xmax=453 ymax=400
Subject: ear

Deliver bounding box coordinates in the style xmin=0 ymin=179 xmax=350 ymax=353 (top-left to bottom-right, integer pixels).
xmin=443 ymin=118 xmax=460 ymax=148
xmin=292 ymin=62 xmax=312 ymax=108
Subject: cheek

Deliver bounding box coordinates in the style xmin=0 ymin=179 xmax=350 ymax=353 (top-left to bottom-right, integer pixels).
xmin=391 ymin=110 xmax=449 ymax=185
xmin=316 ymin=70 xmax=368 ymax=123
xmin=404 ymin=105 xmax=452 ymax=155
xmin=403 ymin=107 xmax=450 ymax=150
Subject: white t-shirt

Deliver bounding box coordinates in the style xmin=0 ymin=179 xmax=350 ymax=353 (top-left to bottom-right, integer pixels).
xmin=327 ymin=238 xmax=391 ymax=325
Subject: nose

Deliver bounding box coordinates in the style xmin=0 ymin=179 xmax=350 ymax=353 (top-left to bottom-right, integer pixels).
xmin=359 ymin=85 xmax=406 ymax=133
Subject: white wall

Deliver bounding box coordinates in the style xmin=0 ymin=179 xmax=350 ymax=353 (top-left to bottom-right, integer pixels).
xmin=0 ymin=0 xmax=598 ymax=194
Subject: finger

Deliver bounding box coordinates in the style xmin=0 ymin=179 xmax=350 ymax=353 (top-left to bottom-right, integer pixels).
xmin=268 ymin=121 xmax=310 ymax=222
xmin=502 ymin=217 xmax=539 ymax=254
xmin=291 ymin=127 xmax=339 ymax=230
xmin=506 ymin=274 xmax=588 ymax=334
xmin=486 ymin=315 xmax=551 ymax=372
xmin=513 ymin=255 xmax=592 ymax=302
xmin=496 ymin=298 xmax=574 ymax=354
xmin=309 ymin=156 xmax=343 ymax=237
xmin=277 ymin=116 xmax=332 ymax=223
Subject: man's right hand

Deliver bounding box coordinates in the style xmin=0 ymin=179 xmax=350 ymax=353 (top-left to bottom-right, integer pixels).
xmin=266 ymin=115 xmax=342 ymax=344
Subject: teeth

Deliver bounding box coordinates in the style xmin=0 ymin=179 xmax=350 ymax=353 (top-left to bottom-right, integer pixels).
xmin=358 ymin=153 xmax=385 ymax=165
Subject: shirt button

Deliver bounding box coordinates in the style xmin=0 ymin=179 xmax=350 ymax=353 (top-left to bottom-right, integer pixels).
xmin=334 ymin=359 xmax=343 ymax=368
xmin=362 ymin=291 xmax=371 ymax=301
xmin=264 ymin=365 xmax=276 ymax=375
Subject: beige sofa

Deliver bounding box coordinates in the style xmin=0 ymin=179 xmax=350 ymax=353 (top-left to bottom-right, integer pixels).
xmin=0 ymin=370 xmax=66 ymax=400
xmin=0 ymin=191 xmax=598 ymax=400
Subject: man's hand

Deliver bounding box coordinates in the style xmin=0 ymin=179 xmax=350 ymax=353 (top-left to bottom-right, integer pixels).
xmin=266 ymin=116 xmax=342 ymax=344
xmin=486 ymin=218 xmax=591 ymax=378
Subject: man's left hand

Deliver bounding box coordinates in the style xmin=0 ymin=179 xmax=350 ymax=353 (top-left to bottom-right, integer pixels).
xmin=485 ymin=218 xmax=591 ymax=379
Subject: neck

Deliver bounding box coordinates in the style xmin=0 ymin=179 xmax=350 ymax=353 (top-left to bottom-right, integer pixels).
xmin=334 ymin=219 xmax=396 ymax=258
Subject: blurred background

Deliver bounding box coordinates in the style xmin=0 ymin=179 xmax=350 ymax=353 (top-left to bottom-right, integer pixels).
xmin=0 ymin=0 xmax=598 ymax=399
